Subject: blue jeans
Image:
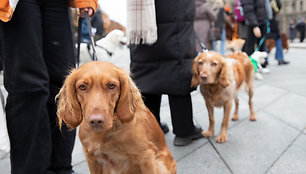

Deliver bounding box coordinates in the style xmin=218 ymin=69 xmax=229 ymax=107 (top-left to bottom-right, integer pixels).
xmin=275 ymin=37 xmax=284 ymax=60
xmin=213 ymin=28 xmax=226 ymax=55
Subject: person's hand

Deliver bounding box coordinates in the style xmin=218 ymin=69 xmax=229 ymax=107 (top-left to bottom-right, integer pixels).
xmin=79 ymin=7 xmax=94 ymax=18
xmin=253 ymin=26 xmax=262 ymax=38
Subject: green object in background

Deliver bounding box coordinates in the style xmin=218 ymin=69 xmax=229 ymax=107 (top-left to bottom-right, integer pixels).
xmin=249 ymin=56 xmax=258 ymax=73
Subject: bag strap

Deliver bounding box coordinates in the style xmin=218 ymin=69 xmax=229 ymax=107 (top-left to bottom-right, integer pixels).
xmin=77 ymin=12 xmax=97 ymax=68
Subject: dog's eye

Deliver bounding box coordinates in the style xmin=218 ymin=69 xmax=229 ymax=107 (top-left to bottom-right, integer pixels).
xmin=79 ymin=84 xmax=87 ymax=91
xmin=108 ymin=83 xmax=116 ymax=89
xmin=211 ymin=62 xmax=218 ymax=66
xmin=198 ymin=61 xmax=203 ymax=65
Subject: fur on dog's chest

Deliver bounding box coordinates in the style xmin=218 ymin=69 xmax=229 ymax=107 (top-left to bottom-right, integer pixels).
xmin=201 ymin=86 xmax=234 ymax=107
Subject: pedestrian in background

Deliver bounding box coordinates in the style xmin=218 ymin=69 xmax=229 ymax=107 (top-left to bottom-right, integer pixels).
xmin=129 ymin=0 xmax=203 ymax=146
xmin=266 ymin=0 xmax=289 ymax=65
xmin=289 ymin=19 xmax=297 ymax=42
xmin=212 ymin=0 xmax=232 ymax=55
xmin=0 ymin=0 xmax=97 ymax=173
xmin=296 ymin=17 xmax=305 ymax=43
xmin=242 ymin=0 xmax=269 ymax=67
xmin=194 ymin=0 xmax=216 ymax=51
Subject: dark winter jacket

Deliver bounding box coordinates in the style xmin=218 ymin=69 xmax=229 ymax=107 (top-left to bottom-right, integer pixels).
xmin=242 ymin=0 xmax=267 ymax=28
xmin=129 ymin=0 xmax=197 ymax=95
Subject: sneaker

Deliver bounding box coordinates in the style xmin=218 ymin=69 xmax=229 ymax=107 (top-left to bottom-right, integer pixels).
xmin=259 ymin=68 xmax=270 ymax=74
xmin=173 ymin=125 xmax=203 ymax=146
xmin=160 ymin=122 xmax=169 ymax=134
xmin=255 ymin=72 xmax=263 ymax=80
xmin=261 ymin=61 xmax=269 ymax=68
xmin=278 ymin=60 xmax=290 ymax=65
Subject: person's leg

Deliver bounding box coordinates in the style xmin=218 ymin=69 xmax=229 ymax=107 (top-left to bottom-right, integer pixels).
xmin=220 ymin=28 xmax=226 ymax=55
xmin=213 ymin=40 xmax=217 ymax=52
xmin=141 ymin=93 xmax=169 ymax=133
xmin=41 ymin=0 xmax=76 ymax=173
xmin=168 ymin=94 xmax=202 ymax=146
xmin=275 ymin=37 xmax=283 ymax=61
xmin=242 ymin=26 xmax=256 ymax=56
xmin=275 ymin=37 xmax=289 ymax=65
xmin=0 ymin=0 xmax=52 ymax=173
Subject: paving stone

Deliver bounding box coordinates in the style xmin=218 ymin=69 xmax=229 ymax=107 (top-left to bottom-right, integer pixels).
xmin=246 ymin=84 xmax=288 ymax=109
xmin=177 ymin=143 xmax=231 ymax=174
xmin=72 ymin=129 xmax=87 ymax=165
xmin=165 ymin=132 xmax=208 ymax=161
xmin=268 ymin=134 xmax=306 ymax=174
xmin=0 ymin=151 xmax=8 ymax=160
xmin=264 ymin=93 xmax=306 ymax=130
xmin=0 ymin=158 xmax=10 ymax=174
xmin=73 ymin=161 xmax=90 ymax=174
xmin=210 ymin=110 xmax=299 ymax=174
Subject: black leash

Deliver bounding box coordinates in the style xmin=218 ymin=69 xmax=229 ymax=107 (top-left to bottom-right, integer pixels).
xmin=194 ymin=30 xmax=208 ymax=53
xmin=77 ymin=12 xmax=98 ymax=68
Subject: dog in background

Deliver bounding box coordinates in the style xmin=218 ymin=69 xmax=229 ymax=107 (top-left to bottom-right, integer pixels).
xmin=191 ymin=51 xmax=256 ymax=143
xmin=56 ymin=61 xmax=176 ymax=174
xmin=227 ymin=38 xmax=245 ymax=52
xmin=81 ymin=29 xmax=127 ymax=61
xmin=265 ymin=32 xmax=289 ymax=53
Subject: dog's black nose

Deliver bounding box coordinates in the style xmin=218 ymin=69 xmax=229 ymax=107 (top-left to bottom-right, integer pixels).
xmin=88 ymin=114 xmax=104 ymax=128
xmin=201 ymin=74 xmax=207 ymax=81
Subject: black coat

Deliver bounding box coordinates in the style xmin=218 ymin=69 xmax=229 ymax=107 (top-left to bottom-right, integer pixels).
xmin=242 ymin=0 xmax=267 ymax=27
xmin=129 ymin=0 xmax=197 ymax=95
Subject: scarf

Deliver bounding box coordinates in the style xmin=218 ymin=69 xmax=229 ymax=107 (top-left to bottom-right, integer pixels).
xmin=127 ymin=0 xmax=157 ymax=45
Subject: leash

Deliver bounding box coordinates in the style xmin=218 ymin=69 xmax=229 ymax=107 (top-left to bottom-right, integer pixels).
xmin=77 ymin=12 xmax=98 ymax=67
xmin=256 ymin=20 xmax=271 ymax=51
xmin=194 ymin=30 xmax=208 ymax=53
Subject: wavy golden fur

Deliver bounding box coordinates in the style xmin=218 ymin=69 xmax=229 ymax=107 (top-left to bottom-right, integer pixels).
xmin=191 ymin=51 xmax=256 ymax=143
xmin=56 ymin=61 xmax=176 ymax=174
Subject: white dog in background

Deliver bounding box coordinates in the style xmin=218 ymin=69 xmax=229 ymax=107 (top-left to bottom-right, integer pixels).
xmin=81 ymin=29 xmax=127 ymax=61
xmin=250 ymin=51 xmax=270 ymax=80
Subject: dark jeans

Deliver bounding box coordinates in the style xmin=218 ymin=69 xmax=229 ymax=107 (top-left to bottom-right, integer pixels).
xmin=0 ymin=0 xmax=76 ymax=173
xmin=243 ymin=23 xmax=267 ymax=56
xmin=142 ymin=93 xmax=195 ymax=137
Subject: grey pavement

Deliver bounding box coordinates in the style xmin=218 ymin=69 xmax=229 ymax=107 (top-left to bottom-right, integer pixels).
xmin=1 ymin=43 xmax=306 ymax=174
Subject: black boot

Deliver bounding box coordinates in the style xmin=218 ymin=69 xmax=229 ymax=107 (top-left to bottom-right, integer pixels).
xmin=173 ymin=125 xmax=203 ymax=146
xmin=160 ymin=122 xmax=169 ymax=134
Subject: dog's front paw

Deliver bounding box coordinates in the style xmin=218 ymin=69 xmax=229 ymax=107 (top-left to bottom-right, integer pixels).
xmin=249 ymin=114 xmax=257 ymax=121
xmin=215 ymin=134 xmax=228 ymax=143
xmin=231 ymin=114 xmax=239 ymax=121
xmin=202 ymin=130 xmax=214 ymax=138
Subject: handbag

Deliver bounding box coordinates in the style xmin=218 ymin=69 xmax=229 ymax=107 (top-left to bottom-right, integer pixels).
xmin=209 ymin=23 xmax=221 ymax=41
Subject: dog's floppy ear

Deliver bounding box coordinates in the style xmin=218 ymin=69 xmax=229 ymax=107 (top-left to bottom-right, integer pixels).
xmin=56 ymin=69 xmax=83 ymax=129
xmin=219 ymin=60 xmax=230 ymax=88
xmin=115 ymin=68 xmax=142 ymax=123
xmin=191 ymin=55 xmax=201 ymax=87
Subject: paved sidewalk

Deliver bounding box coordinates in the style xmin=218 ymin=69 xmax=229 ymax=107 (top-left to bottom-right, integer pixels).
xmin=0 ymin=44 xmax=306 ymax=174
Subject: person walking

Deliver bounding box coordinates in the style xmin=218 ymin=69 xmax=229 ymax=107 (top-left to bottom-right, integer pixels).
xmin=194 ymin=0 xmax=216 ymax=51
xmin=212 ymin=0 xmax=232 ymax=55
xmin=0 ymin=0 xmax=97 ymax=173
xmin=242 ymin=0 xmax=268 ymax=67
xmin=296 ymin=17 xmax=305 ymax=43
xmin=129 ymin=0 xmax=203 ymax=146
xmin=266 ymin=0 xmax=289 ymax=65
xmin=289 ymin=19 xmax=297 ymax=42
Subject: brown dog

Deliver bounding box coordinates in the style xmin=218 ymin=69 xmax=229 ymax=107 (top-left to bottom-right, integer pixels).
xmin=56 ymin=61 xmax=176 ymax=174
xmin=265 ymin=33 xmax=289 ymax=53
xmin=191 ymin=51 xmax=256 ymax=143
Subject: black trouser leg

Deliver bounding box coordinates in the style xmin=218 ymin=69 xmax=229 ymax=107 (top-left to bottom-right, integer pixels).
xmin=168 ymin=94 xmax=195 ymax=136
xmin=142 ymin=93 xmax=162 ymax=124
xmin=0 ymin=0 xmax=76 ymax=173
xmin=41 ymin=0 xmax=76 ymax=173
